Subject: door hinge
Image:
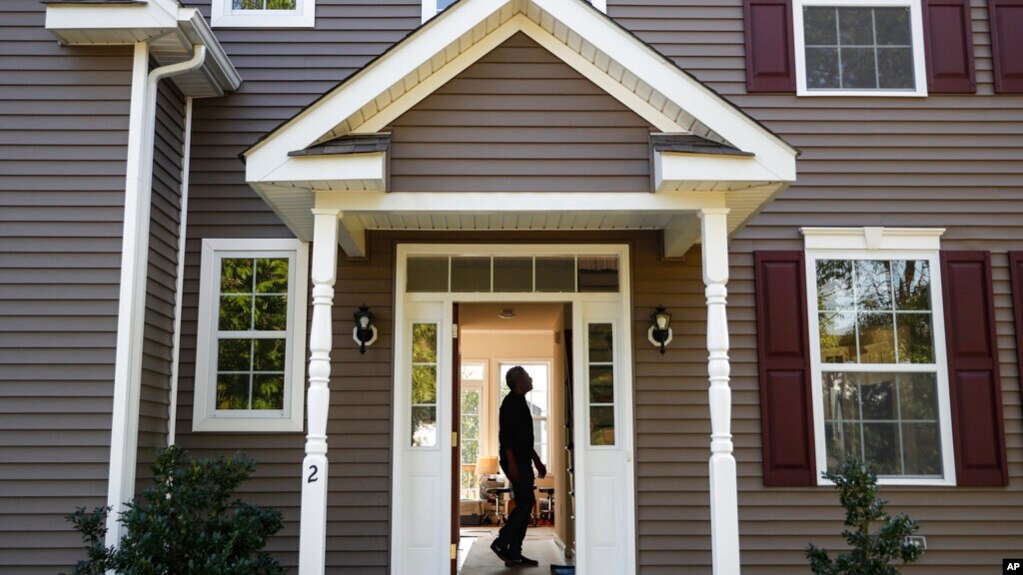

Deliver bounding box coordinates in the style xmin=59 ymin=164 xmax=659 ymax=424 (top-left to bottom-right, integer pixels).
xmin=453 ymin=323 xmax=459 ymax=339
xmin=452 ymin=431 xmax=458 ymax=447
xmin=451 ymin=543 xmax=458 ymax=560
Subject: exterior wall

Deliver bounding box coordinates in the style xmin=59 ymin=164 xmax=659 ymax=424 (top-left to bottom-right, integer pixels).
xmin=609 ymin=1 xmax=1023 ymax=573
xmin=136 ymin=80 xmax=188 ymax=488
xmin=158 ymin=1 xmax=1021 ymax=574
xmin=0 ymin=1 xmax=134 ymax=572
xmin=388 ymin=33 xmax=654 ymax=194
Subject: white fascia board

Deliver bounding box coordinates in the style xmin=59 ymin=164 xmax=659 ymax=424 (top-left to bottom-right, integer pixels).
xmin=801 ymin=227 xmax=946 ymax=251
xmin=254 ymin=152 xmax=387 ymax=186
xmin=249 ymin=183 xmax=316 ymax=241
xmin=530 ymin=0 xmax=798 ymax=176
xmin=313 ymin=190 xmax=726 ymax=213
xmin=46 ymin=3 xmax=178 ymax=42
xmin=654 ymin=152 xmax=785 ymax=192
xmin=243 ymin=0 xmax=510 ymax=180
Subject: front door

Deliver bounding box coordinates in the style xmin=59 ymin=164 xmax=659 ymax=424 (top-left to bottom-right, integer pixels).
xmin=390 ymin=245 xmax=637 ymax=575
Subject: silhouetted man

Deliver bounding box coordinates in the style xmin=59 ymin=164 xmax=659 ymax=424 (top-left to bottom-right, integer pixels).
xmin=490 ymin=366 xmax=546 ymax=568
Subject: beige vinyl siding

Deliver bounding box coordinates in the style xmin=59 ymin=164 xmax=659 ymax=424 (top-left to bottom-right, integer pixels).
xmin=0 ymin=1 xmax=133 ymax=572
xmin=611 ymin=1 xmax=1023 ymax=573
xmin=388 ymin=33 xmax=654 ymax=194
xmin=136 ymin=80 xmax=188 ymax=489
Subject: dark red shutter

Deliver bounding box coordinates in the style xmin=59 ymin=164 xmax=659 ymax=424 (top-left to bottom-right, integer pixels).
xmin=989 ymin=0 xmax=1023 ymax=92
xmin=755 ymin=251 xmax=816 ymax=486
xmin=744 ymin=0 xmax=797 ymax=92
xmin=1010 ymin=252 xmax=1023 ymax=406
xmin=923 ymin=0 xmax=977 ymax=92
xmin=940 ymin=252 xmax=1008 ymax=486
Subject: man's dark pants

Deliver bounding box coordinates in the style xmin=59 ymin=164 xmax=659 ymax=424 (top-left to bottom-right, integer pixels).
xmin=497 ymin=469 xmax=535 ymax=558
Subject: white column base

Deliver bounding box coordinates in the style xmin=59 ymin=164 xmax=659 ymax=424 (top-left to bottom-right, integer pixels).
xmin=300 ymin=453 xmax=329 ymax=575
xmin=709 ymin=453 xmax=740 ymax=575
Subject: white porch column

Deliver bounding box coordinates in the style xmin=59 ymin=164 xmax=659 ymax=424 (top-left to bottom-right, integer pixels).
xmin=699 ymin=208 xmax=740 ymax=575
xmin=300 ymin=208 xmax=341 ymax=575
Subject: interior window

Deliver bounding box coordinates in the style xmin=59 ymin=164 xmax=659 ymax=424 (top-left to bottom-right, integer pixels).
xmin=499 ymin=363 xmax=550 ymax=463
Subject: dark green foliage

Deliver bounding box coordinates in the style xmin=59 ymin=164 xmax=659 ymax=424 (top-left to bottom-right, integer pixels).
xmin=806 ymin=460 xmax=922 ymax=575
xmin=65 ymin=446 xmax=284 ymax=575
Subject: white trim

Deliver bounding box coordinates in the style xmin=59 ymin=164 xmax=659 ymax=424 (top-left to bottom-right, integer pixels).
xmin=313 ymin=190 xmax=727 ymax=213
xmin=391 ymin=243 xmax=637 ymax=575
xmin=210 ymin=0 xmax=315 ymax=28
xmin=192 ymin=238 xmax=309 ymax=433
xmin=803 ymin=231 xmax=956 ymax=487
xmin=792 ymin=0 xmax=928 ymax=97
xmin=801 ymin=227 xmax=945 ymax=251
xmin=167 ymin=96 xmax=194 ymax=446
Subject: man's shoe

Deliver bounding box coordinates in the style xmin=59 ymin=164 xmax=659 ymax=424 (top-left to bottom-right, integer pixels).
xmin=504 ymin=554 xmax=540 ymax=567
xmin=489 ymin=539 xmax=510 ymax=562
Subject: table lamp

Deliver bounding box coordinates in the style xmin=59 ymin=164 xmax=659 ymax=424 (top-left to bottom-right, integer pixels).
xmin=476 ymin=455 xmax=498 ymax=480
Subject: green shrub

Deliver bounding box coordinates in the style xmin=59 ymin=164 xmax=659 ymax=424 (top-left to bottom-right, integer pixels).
xmin=65 ymin=446 xmax=284 ymax=575
xmin=806 ymin=460 xmax=922 ymax=575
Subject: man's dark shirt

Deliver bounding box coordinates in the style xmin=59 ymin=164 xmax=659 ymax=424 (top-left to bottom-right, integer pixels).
xmin=498 ymin=392 xmax=534 ymax=473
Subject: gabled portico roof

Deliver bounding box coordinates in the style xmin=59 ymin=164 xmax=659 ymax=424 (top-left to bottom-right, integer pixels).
xmin=244 ymin=0 xmax=798 ymax=257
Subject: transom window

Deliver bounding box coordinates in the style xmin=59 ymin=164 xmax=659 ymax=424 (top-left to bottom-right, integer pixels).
xmin=805 ymin=238 xmax=955 ymax=484
xmin=193 ymin=239 xmax=308 ymax=432
xmin=793 ymin=0 xmax=927 ymax=96
xmin=407 ymin=255 xmax=619 ymax=294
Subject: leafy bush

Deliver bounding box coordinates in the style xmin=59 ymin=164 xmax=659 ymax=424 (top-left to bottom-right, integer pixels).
xmin=806 ymin=460 xmax=922 ymax=575
xmin=65 ymin=446 xmax=284 ymax=575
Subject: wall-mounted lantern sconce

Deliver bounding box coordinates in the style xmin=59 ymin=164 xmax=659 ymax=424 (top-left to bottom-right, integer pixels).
xmin=647 ymin=306 xmax=673 ymax=354
xmin=352 ymin=305 xmax=378 ymax=354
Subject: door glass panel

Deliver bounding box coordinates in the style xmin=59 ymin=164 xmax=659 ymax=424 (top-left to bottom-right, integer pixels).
xmin=451 ymin=257 xmax=491 ymax=292
xmin=407 ymin=257 xmax=449 ymax=292
xmin=578 ymin=255 xmax=619 ymax=292
xmin=493 ymin=257 xmax=533 ymax=292
xmin=411 ymin=322 xmax=439 ymax=447
xmin=587 ymin=323 xmax=615 ymax=446
xmin=535 ymin=257 xmax=575 ymax=292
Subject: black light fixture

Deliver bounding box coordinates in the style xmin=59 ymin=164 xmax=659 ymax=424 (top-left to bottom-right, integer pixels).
xmin=648 ymin=305 xmax=673 ymax=354
xmin=352 ymin=305 xmax=378 ymax=354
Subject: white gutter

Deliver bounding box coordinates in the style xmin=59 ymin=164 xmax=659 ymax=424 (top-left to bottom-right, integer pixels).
xmin=106 ymin=44 xmax=207 ymax=548
xmin=167 ymin=96 xmax=194 ymax=446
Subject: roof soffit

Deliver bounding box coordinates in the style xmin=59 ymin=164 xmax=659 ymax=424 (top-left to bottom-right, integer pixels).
xmin=244 ymin=0 xmax=796 ymax=185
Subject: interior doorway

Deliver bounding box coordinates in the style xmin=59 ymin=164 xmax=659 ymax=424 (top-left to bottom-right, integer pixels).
xmin=453 ymin=303 xmax=575 ymax=574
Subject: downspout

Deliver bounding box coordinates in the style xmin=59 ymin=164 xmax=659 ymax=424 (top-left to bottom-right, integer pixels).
xmin=167 ymin=95 xmax=193 ymax=446
xmin=106 ymin=44 xmax=207 ymax=549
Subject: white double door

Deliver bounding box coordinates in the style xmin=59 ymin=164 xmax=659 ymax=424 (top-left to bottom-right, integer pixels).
xmin=391 ymin=298 xmax=635 ymax=575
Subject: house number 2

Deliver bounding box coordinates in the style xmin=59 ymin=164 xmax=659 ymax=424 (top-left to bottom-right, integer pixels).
xmin=307 ymin=465 xmax=319 ymax=483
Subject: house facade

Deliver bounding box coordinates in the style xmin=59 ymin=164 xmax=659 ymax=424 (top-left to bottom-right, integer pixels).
xmin=1 ymin=0 xmax=1021 ymax=573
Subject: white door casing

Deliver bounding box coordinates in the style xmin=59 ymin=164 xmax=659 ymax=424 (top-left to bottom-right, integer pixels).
xmin=390 ymin=244 xmax=636 ymax=575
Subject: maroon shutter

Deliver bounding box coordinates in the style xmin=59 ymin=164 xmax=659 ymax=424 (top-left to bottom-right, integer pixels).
xmin=923 ymin=0 xmax=977 ymax=92
xmin=1010 ymin=252 xmax=1023 ymax=406
xmin=755 ymin=251 xmax=816 ymax=486
xmin=744 ymin=0 xmax=797 ymax=92
xmin=989 ymin=0 xmax=1023 ymax=93
xmin=940 ymin=252 xmax=1008 ymax=486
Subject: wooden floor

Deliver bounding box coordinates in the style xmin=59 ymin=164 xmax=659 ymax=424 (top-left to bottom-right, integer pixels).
xmin=457 ymin=526 xmax=572 ymax=574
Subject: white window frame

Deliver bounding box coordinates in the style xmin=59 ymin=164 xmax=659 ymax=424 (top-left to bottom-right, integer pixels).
xmin=793 ymin=0 xmax=928 ymax=97
xmin=802 ymin=227 xmax=955 ymax=486
xmin=211 ymin=0 xmax=315 ymax=28
xmin=193 ymin=238 xmax=309 ymax=432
